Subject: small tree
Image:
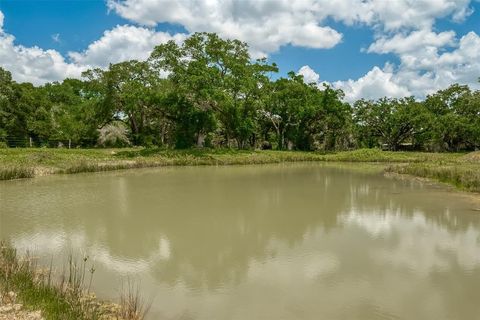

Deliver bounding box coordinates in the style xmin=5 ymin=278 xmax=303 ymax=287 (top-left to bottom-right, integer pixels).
xmin=97 ymin=121 xmax=131 ymax=147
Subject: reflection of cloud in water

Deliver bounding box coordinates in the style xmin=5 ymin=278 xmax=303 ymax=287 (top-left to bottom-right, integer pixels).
xmin=340 ymin=209 xmax=404 ymax=236
xmin=91 ymin=236 xmax=171 ymax=274
xmin=12 ymin=230 xmax=85 ymax=255
xmin=12 ymin=231 xmax=172 ymax=275
xmin=7 ymin=206 xmax=480 ymax=320
xmin=341 ymin=209 xmax=480 ymax=273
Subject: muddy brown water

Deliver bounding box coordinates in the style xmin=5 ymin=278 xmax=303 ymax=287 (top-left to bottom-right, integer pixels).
xmin=1 ymin=163 xmax=480 ymax=320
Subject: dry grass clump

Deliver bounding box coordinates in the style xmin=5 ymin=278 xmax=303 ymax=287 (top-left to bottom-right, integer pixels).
xmin=0 ymin=167 xmax=35 ymax=180
xmin=460 ymin=151 xmax=480 ymax=163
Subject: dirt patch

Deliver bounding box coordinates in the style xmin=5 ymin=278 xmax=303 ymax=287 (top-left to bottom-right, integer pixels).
xmin=0 ymin=292 xmax=43 ymax=320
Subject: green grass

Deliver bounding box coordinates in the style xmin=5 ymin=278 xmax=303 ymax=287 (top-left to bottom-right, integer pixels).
xmin=386 ymin=163 xmax=480 ymax=192
xmin=322 ymin=148 xmax=463 ymax=163
xmin=0 ymin=166 xmax=35 ymax=180
xmin=0 ymin=148 xmax=327 ymax=179
xmin=0 ymin=243 xmax=94 ymax=319
xmin=384 ymin=151 xmax=480 ymax=192
xmin=1 ymin=147 xmax=479 ymax=192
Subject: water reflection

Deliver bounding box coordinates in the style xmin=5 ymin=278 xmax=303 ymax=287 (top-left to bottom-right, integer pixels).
xmin=1 ymin=163 xmax=480 ymax=319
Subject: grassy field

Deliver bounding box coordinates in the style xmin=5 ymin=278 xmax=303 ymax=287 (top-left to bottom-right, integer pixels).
xmin=1 ymin=147 xmax=479 ymax=192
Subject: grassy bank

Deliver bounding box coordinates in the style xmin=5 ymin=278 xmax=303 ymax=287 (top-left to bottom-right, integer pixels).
xmin=0 ymin=242 xmax=147 ymax=320
xmin=386 ymin=163 xmax=480 ymax=192
xmin=1 ymin=147 xmax=479 ymax=192
xmin=0 ymin=148 xmax=328 ymax=179
xmin=383 ymin=151 xmax=480 ymax=193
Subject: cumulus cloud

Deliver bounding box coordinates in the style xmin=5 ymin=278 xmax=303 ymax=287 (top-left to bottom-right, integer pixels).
xmin=107 ymin=0 xmax=473 ymax=56
xmin=331 ymin=31 xmax=480 ymax=102
xmin=333 ymin=64 xmax=411 ymax=102
xmin=1 ymin=10 xmax=83 ymax=85
xmin=359 ymin=0 xmax=472 ymax=30
xmin=297 ymin=65 xmax=320 ymax=84
xmin=367 ymin=29 xmax=456 ymax=55
xmin=1 ymin=0 xmax=479 ymax=101
xmin=0 ymin=25 xmax=84 ymax=85
xmin=68 ymin=25 xmax=186 ymax=68
xmin=0 ymin=11 xmax=187 ymax=84
xmin=107 ymin=0 xmax=345 ymax=55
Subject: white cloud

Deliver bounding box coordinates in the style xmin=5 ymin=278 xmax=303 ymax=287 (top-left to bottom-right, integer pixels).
xmin=297 ymin=65 xmax=320 ymax=84
xmin=0 ymin=9 xmax=81 ymax=84
xmin=107 ymin=0 xmax=345 ymax=55
xmin=0 ymin=11 xmax=187 ymax=84
xmin=0 ymin=0 xmax=479 ymax=101
xmin=332 ymin=31 xmax=480 ymax=102
xmin=68 ymin=25 xmax=186 ymax=68
xmin=0 ymin=29 xmax=84 ymax=85
xmin=333 ymin=64 xmax=411 ymax=102
xmin=387 ymin=31 xmax=480 ymax=96
xmin=107 ymin=0 xmax=473 ymax=56
xmin=361 ymin=0 xmax=472 ymax=30
xmin=105 ymin=0 xmax=476 ymax=97
xmin=367 ymin=29 xmax=456 ymax=55
xmin=316 ymin=0 xmax=472 ymax=31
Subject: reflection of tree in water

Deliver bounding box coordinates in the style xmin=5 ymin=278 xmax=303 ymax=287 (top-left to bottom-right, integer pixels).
xmin=3 ymin=164 xmax=480 ymax=292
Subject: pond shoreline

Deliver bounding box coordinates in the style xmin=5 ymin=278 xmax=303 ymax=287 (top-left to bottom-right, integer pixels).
xmin=2 ymin=160 xmax=480 ymax=319
xmin=1 ymin=148 xmax=479 ymax=192
xmin=0 ymin=243 xmax=147 ymax=320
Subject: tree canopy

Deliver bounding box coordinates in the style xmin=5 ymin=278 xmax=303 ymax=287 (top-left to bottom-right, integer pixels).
xmin=1 ymin=32 xmax=479 ymax=151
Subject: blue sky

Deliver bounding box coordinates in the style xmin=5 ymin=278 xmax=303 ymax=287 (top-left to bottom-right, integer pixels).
xmin=0 ymin=0 xmax=479 ymax=101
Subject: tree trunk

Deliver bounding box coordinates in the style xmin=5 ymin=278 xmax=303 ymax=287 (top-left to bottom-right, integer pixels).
xmin=287 ymin=140 xmax=294 ymax=150
xmin=129 ymin=116 xmax=139 ymax=144
xmin=277 ymin=128 xmax=283 ymax=150
xmin=197 ymin=132 xmax=205 ymax=148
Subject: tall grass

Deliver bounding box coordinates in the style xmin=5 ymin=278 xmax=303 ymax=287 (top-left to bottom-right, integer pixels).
xmin=119 ymin=281 xmax=150 ymax=320
xmin=0 ymin=242 xmax=148 ymax=320
xmin=386 ymin=164 xmax=480 ymax=192
xmin=0 ymin=166 xmax=35 ymax=180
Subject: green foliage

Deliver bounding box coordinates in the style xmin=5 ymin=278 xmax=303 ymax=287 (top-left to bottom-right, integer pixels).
xmin=423 ymin=84 xmax=480 ymax=151
xmin=150 ymin=32 xmax=277 ymax=149
xmin=353 ymin=97 xmax=430 ymax=150
xmin=0 ymin=32 xmax=478 ymax=152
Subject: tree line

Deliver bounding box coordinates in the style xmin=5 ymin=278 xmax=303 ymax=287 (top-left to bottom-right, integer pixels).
xmin=1 ymin=33 xmax=479 ymax=151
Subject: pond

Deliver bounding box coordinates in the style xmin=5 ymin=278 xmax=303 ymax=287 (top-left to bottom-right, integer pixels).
xmin=1 ymin=163 xmax=480 ymax=320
